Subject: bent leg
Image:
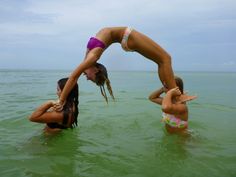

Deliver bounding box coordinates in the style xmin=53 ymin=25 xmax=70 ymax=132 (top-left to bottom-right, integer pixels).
xmin=159 ymin=58 xmax=176 ymax=89
xmin=128 ymin=30 xmax=176 ymax=89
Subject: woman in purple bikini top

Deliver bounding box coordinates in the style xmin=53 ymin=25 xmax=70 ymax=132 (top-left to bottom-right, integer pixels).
xmin=55 ymin=26 xmax=191 ymax=111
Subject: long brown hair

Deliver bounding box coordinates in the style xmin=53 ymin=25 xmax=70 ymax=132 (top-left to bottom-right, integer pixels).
xmin=174 ymin=76 xmax=184 ymax=94
xmin=58 ymin=78 xmax=79 ymax=128
xmin=94 ymin=63 xmax=115 ymax=103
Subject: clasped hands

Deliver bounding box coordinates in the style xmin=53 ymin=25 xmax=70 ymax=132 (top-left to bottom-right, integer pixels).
xmin=50 ymin=99 xmax=65 ymax=112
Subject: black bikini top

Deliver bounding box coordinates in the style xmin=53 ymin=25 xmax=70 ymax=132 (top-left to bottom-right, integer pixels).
xmin=46 ymin=122 xmax=68 ymax=129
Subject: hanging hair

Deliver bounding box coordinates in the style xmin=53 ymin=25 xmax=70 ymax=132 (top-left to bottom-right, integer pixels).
xmin=58 ymin=78 xmax=79 ymax=128
xmin=174 ymin=76 xmax=184 ymax=94
xmin=94 ymin=62 xmax=115 ymax=103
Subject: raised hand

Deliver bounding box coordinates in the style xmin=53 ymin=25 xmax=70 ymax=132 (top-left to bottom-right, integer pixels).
xmin=53 ymin=99 xmax=65 ymax=112
xmin=168 ymin=87 xmax=182 ymax=97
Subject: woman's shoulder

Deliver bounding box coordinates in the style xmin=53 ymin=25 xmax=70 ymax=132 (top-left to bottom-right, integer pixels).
xmin=45 ymin=110 xmax=64 ymax=122
xmin=98 ymin=27 xmax=126 ymax=42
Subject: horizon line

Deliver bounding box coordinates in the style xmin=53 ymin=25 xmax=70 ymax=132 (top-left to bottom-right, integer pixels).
xmin=0 ymin=68 xmax=235 ymax=73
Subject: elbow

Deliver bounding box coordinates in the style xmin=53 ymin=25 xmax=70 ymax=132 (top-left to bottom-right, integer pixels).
xmin=28 ymin=115 xmax=34 ymax=122
xmin=28 ymin=114 xmax=37 ymax=122
xmin=161 ymin=104 xmax=172 ymax=113
xmin=90 ymin=52 xmax=101 ymax=61
xmin=149 ymin=98 xmax=156 ymax=103
xmin=148 ymin=95 xmax=156 ymax=102
xmin=148 ymin=95 xmax=153 ymax=101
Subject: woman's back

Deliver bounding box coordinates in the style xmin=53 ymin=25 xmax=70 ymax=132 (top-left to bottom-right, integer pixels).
xmin=96 ymin=27 xmax=126 ymax=46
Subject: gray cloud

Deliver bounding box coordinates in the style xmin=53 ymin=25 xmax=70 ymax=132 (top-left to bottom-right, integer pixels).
xmin=0 ymin=0 xmax=54 ymax=23
xmin=0 ymin=0 xmax=235 ymax=71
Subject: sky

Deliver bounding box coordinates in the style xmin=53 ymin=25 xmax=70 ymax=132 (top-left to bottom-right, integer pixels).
xmin=0 ymin=0 xmax=235 ymax=72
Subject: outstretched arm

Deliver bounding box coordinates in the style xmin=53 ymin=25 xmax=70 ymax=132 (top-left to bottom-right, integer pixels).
xmin=58 ymin=49 xmax=103 ymax=106
xmin=149 ymin=87 xmax=166 ymax=105
xmin=59 ymin=61 xmax=86 ymax=104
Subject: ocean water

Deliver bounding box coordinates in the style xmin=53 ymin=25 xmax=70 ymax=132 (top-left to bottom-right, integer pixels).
xmin=0 ymin=69 xmax=235 ymax=177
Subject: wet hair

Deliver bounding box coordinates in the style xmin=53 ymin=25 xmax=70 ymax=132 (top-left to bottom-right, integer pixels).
xmin=94 ymin=62 xmax=115 ymax=103
xmin=174 ymin=76 xmax=184 ymax=94
xmin=58 ymin=78 xmax=79 ymax=128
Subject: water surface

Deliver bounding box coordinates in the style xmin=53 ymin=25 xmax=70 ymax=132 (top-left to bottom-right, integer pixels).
xmin=0 ymin=70 xmax=235 ymax=177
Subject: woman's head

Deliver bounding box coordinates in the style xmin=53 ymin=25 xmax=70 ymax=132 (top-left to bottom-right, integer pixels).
xmin=84 ymin=63 xmax=114 ymax=103
xmin=94 ymin=63 xmax=108 ymax=86
xmin=83 ymin=66 xmax=99 ymax=82
xmin=84 ymin=63 xmax=108 ymax=84
xmin=58 ymin=77 xmax=79 ymax=102
xmin=174 ymin=76 xmax=184 ymax=94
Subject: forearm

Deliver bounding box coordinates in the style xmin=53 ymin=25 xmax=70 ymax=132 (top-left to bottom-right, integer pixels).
xmin=29 ymin=101 xmax=53 ymax=121
xmin=149 ymin=88 xmax=164 ymax=100
xmin=60 ymin=75 xmax=79 ymax=103
xmin=59 ymin=63 xmax=84 ymax=102
xmin=60 ymin=53 xmax=99 ymax=102
xmin=162 ymin=92 xmax=173 ymax=111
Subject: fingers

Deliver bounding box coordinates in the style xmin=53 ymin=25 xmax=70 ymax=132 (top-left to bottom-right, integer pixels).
xmin=168 ymin=87 xmax=181 ymax=96
xmin=52 ymin=100 xmax=64 ymax=112
xmin=176 ymin=90 xmax=182 ymax=96
xmin=53 ymin=104 xmax=63 ymax=112
xmin=179 ymin=95 xmax=197 ymax=103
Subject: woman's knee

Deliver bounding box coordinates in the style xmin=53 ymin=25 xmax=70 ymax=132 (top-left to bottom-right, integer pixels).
xmin=165 ymin=54 xmax=172 ymax=64
xmin=159 ymin=54 xmax=172 ymax=65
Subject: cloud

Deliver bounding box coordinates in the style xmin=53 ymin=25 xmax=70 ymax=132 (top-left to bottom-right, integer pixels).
xmin=223 ymin=61 xmax=236 ymax=66
xmin=0 ymin=0 xmax=54 ymax=23
xmin=0 ymin=0 xmax=235 ymax=71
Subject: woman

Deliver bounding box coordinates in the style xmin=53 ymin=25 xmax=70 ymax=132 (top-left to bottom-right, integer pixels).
xmin=55 ymin=27 xmax=189 ymax=109
xmin=29 ymin=78 xmax=79 ymax=132
xmin=149 ymin=76 xmax=197 ymax=133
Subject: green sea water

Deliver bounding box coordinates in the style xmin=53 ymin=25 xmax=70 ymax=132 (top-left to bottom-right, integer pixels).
xmin=0 ymin=70 xmax=235 ymax=177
